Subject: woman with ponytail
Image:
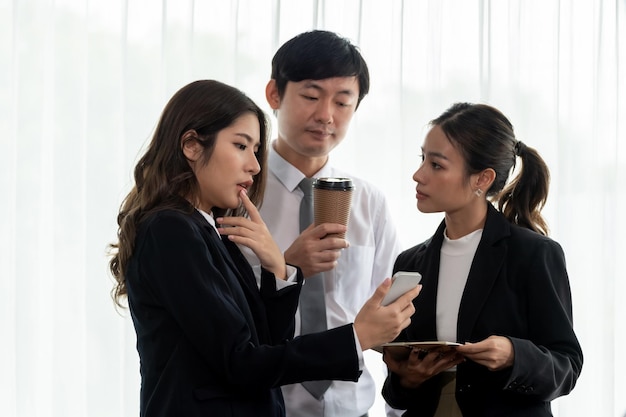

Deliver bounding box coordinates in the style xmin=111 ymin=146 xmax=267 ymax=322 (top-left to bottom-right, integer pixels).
xmin=382 ymin=103 xmax=583 ymax=416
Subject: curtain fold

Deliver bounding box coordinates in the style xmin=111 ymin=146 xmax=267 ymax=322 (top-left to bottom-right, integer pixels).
xmin=1 ymin=1 xmax=623 ymax=416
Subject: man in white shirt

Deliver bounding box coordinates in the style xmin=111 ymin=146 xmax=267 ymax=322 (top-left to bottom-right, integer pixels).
xmin=244 ymin=30 xmax=402 ymax=417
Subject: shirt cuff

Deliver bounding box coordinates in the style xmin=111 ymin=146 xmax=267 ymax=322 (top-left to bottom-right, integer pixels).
xmin=274 ymin=264 xmax=298 ymax=290
xmin=352 ymin=325 xmax=365 ymax=370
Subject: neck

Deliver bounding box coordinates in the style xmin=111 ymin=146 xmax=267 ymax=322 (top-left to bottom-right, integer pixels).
xmin=273 ymin=139 xmax=328 ymax=178
xmin=185 ymin=195 xmax=212 ymax=216
xmin=444 ymin=201 xmax=488 ymax=240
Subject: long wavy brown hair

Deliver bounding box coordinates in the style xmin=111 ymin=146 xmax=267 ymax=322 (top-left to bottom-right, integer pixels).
xmin=431 ymin=102 xmax=550 ymax=235
xmin=109 ymin=80 xmax=269 ymax=307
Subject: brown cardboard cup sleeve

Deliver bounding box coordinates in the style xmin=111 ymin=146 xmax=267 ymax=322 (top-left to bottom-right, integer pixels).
xmin=313 ymin=177 xmax=354 ymax=239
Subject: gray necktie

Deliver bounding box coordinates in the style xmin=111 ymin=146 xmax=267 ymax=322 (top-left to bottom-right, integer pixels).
xmin=297 ymin=177 xmax=332 ymax=398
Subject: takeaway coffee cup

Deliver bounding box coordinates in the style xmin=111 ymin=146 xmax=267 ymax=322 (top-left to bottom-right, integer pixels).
xmin=313 ymin=177 xmax=354 ymax=239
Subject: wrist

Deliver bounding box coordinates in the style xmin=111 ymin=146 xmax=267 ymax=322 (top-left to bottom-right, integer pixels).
xmin=353 ymin=322 xmax=373 ymax=351
xmin=264 ymin=263 xmax=287 ymax=280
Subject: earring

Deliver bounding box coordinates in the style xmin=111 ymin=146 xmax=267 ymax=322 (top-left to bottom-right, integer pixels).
xmin=474 ymin=189 xmax=483 ymax=197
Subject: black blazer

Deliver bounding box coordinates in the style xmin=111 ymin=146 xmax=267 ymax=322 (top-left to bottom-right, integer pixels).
xmin=383 ymin=204 xmax=583 ymax=417
xmin=126 ymin=205 xmax=360 ymax=417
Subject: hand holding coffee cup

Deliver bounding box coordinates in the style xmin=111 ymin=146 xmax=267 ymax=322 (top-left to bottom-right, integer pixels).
xmin=313 ymin=177 xmax=354 ymax=239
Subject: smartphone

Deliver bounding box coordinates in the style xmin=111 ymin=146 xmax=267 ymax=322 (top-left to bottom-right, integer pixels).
xmin=381 ymin=271 xmax=422 ymax=306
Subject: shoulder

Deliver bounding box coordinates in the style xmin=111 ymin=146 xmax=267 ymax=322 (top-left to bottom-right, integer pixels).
xmin=510 ymin=218 xmax=561 ymax=248
xmin=485 ymin=204 xmax=563 ymax=253
xmin=507 ymin=222 xmax=564 ymax=254
xmin=136 ymin=208 xmax=205 ymax=251
xmin=485 ymin=212 xmax=567 ymax=272
xmin=141 ymin=208 xmax=197 ymax=233
xmin=395 ymin=238 xmax=432 ymax=267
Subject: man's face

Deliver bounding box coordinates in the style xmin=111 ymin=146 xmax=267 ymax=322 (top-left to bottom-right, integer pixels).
xmin=267 ymin=76 xmax=359 ymax=159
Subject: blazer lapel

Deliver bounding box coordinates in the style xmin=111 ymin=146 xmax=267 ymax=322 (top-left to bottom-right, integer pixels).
xmin=219 ymin=227 xmax=275 ymax=344
xmin=190 ymin=210 xmax=261 ymax=343
xmin=221 ymin=237 xmax=263 ymax=297
xmin=456 ymin=204 xmax=510 ymax=342
xmin=190 ymin=210 xmax=242 ymax=276
xmin=406 ymin=221 xmax=446 ymax=342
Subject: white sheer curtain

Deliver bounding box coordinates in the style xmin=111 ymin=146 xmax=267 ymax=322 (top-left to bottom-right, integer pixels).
xmin=1 ymin=0 xmax=624 ymax=416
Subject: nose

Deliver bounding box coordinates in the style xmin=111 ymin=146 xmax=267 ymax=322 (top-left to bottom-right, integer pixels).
xmin=248 ymin=152 xmax=261 ymax=175
xmin=314 ymin=99 xmax=333 ymax=124
xmin=412 ymin=164 xmax=424 ymax=183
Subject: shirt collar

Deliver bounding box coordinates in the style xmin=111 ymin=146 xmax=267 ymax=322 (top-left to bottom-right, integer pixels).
xmin=268 ymin=140 xmax=334 ymax=191
xmin=196 ymin=208 xmax=221 ymax=239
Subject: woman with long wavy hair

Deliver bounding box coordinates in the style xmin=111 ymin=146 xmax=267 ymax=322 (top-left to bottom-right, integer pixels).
xmin=108 ymin=80 xmax=420 ymax=417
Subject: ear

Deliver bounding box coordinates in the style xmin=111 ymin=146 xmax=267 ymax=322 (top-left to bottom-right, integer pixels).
xmin=474 ymin=168 xmax=496 ymax=192
xmin=265 ymin=79 xmax=281 ymax=110
xmin=181 ymin=130 xmax=202 ymax=162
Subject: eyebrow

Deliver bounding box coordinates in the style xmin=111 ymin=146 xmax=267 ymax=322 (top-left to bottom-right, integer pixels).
xmin=236 ymin=133 xmax=260 ymax=148
xmin=422 ymin=149 xmax=449 ymax=160
xmin=302 ymin=81 xmax=356 ymax=97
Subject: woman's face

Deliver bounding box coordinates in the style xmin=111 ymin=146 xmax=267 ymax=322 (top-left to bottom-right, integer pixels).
xmin=189 ymin=113 xmax=261 ymax=213
xmin=412 ymin=125 xmax=476 ymax=215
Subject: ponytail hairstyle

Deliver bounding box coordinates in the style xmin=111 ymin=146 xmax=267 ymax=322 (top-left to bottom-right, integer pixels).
xmin=430 ymin=102 xmax=550 ymax=235
xmin=109 ymin=80 xmax=269 ymax=308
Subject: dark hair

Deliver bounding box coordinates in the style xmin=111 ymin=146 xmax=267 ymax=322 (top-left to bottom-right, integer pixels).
xmin=271 ymin=30 xmax=370 ymax=109
xmin=431 ymin=102 xmax=550 ymax=235
xmin=109 ymin=80 xmax=269 ymax=306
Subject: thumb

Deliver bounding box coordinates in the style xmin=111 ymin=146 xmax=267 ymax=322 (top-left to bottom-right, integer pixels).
xmin=370 ymin=277 xmax=392 ymax=305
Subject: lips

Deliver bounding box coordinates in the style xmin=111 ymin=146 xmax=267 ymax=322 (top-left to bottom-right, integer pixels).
xmin=238 ymin=180 xmax=253 ymax=190
xmin=416 ymin=188 xmax=429 ymax=199
xmin=307 ymin=128 xmax=333 ymax=138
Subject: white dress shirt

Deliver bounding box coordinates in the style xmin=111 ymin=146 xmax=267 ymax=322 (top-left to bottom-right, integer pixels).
xmin=242 ymin=143 xmax=402 ymax=417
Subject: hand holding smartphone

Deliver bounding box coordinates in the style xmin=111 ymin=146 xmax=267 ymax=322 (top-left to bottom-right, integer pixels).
xmin=381 ymin=271 xmax=422 ymax=306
